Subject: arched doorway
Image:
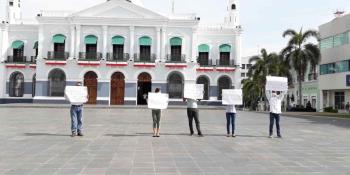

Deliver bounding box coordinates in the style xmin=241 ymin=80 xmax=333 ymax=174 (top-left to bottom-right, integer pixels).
xmin=197 ymin=76 xmax=210 ymax=100
xmin=218 ymin=76 xmax=232 ymax=100
xmin=9 ymin=72 xmax=24 ymax=97
xmin=167 ymin=72 xmax=184 ymax=99
xmin=48 ymin=69 xmax=66 ymax=97
xmin=84 ymin=71 xmax=98 ymax=104
xmin=137 ymin=72 xmax=152 ymax=105
xmin=110 ymin=72 xmax=125 ymax=105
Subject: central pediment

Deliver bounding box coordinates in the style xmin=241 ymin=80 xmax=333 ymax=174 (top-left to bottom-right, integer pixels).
xmin=71 ymin=0 xmax=168 ymax=19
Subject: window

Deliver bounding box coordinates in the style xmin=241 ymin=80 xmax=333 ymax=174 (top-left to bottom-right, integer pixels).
xmin=320 ymin=60 xmax=350 ymax=75
xmin=335 ymin=60 xmax=350 ymax=73
xmin=170 ymin=37 xmax=182 ymax=62
xmin=335 ymin=92 xmax=345 ymax=110
xmin=320 ymin=32 xmax=349 ymax=50
xmin=218 ymin=76 xmax=232 ymax=100
xmin=241 ymin=73 xmax=245 ymax=77
xmin=112 ymin=36 xmax=125 ymax=60
xmin=242 ymin=64 xmax=246 ymax=69
xmin=198 ymin=44 xmax=209 ymax=66
xmin=231 ymin=4 xmax=236 ymax=10
xmin=139 ymin=36 xmax=152 ymax=61
xmin=9 ymin=1 xmax=14 ymax=6
xmin=9 ymin=72 xmax=24 ymax=97
xmin=320 ymin=63 xmax=335 ymax=75
xmin=167 ymin=73 xmax=184 ymax=99
xmin=247 ymin=64 xmax=252 ymax=69
xmin=48 ymin=69 xmax=66 ymax=97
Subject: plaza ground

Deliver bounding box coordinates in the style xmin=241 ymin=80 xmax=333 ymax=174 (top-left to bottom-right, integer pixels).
xmin=0 ymin=107 xmax=349 ymax=175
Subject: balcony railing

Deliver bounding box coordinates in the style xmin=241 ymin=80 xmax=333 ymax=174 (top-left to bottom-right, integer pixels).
xmin=134 ymin=53 xmax=156 ymax=63
xmin=197 ymin=57 xmax=214 ymax=67
xmin=216 ymin=59 xmax=235 ymax=67
xmin=308 ymin=73 xmax=318 ymax=81
xmin=30 ymin=56 xmax=37 ymax=64
xmin=6 ymin=56 xmax=27 ymax=63
xmin=47 ymin=51 xmax=69 ymax=60
xmin=106 ymin=53 xmax=129 ymax=62
xmin=166 ymin=54 xmax=186 ymax=63
xmin=79 ymin=52 xmax=102 ymax=61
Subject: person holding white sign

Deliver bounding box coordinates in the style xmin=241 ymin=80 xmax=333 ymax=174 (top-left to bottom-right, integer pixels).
xmin=64 ymin=82 xmax=88 ymax=137
xmin=226 ymin=105 xmax=236 ymax=137
xmin=184 ymin=98 xmax=203 ymax=137
xmin=151 ymin=88 xmax=162 ymax=137
xmin=266 ymin=90 xmax=286 ymax=138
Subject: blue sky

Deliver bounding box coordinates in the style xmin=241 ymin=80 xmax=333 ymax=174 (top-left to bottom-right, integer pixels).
xmin=6 ymin=0 xmax=350 ymax=56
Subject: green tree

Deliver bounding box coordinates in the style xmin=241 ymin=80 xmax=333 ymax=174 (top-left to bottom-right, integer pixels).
xmin=281 ymin=28 xmax=320 ymax=106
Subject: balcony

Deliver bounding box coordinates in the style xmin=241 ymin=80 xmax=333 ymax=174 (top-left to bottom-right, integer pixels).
xmin=166 ymin=54 xmax=186 ymax=63
xmin=197 ymin=57 xmax=213 ymax=67
xmin=47 ymin=51 xmax=69 ymax=60
xmin=79 ymin=52 xmax=102 ymax=61
xmin=216 ymin=59 xmax=235 ymax=67
xmin=134 ymin=53 xmax=156 ymax=63
xmin=308 ymin=73 xmax=318 ymax=81
xmin=6 ymin=56 xmax=27 ymax=64
xmin=106 ymin=53 xmax=129 ymax=62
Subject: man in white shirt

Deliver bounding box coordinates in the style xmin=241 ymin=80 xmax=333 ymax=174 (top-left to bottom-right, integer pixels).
xmin=266 ymin=90 xmax=286 ymax=138
xmin=65 ymin=82 xmax=86 ymax=137
xmin=184 ymin=98 xmax=203 ymax=137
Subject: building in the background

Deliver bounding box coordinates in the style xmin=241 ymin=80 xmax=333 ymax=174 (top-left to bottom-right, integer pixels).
xmin=0 ymin=0 xmax=242 ymax=105
xmin=240 ymin=56 xmax=252 ymax=80
xmin=318 ymin=12 xmax=350 ymax=112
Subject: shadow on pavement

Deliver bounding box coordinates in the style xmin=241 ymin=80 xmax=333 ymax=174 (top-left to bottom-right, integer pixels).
xmin=23 ymin=133 xmax=70 ymax=137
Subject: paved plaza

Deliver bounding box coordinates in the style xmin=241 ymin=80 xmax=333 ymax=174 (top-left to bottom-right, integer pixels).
xmin=0 ymin=107 xmax=349 ymax=175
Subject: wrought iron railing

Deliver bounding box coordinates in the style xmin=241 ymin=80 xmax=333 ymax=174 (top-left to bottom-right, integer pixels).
xmin=47 ymin=51 xmax=69 ymax=60
xmin=106 ymin=53 xmax=129 ymax=62
xmin=79 ymin=52 xmax=102 ymax=61
xmin=166 ymin=54 xmax=186 ymax=63
xmin=133 ymin=53 xmax=156 ymax=63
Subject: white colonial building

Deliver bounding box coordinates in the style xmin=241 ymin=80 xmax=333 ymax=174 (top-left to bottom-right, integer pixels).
xmin=0 ymin=0 xmax=242 ymax=105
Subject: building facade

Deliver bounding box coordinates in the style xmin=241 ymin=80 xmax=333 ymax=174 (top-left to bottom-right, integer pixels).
xmin=0 ymin=0 xmax=242 ymax=105
xmin=319 ymin=13 xmax=350 ymax=112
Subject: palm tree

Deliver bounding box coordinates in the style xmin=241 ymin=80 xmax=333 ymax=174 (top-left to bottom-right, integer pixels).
xmin=281 ymin=28 xmax=320 ymax=106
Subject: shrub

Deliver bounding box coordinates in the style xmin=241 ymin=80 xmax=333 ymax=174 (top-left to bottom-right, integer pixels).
xmin=324 ymin=107 xmax=338 ymax=113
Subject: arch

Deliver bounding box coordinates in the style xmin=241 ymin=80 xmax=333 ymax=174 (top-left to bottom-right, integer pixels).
xmin=167 ymin=72 xmax=184 ymax=99
xmin=139 ymin=36 xmax=152 ymax=46
xmin=84 ymin=71 xmax=98 ymax=104
xmin=217 ymin=76 xmax=232 ymax=100
xmin=170 ymin=37 xmax=182 ymax=46
xmin=84 ymin=35 xmax=98 ymax=44
xmin=110 ymin=72 xmax=125 ymax=105
xmin=52 ymin=34 xmax=66 ymax=44
xmin=112 ymin=35 xmax=125 ymax=45
xmin=9 ymin=71 xmax=24 ymax=97
xmin=137 ymin=72 xmax=152 ymax=82
xmin=197 ymin=75 xmax=210 ymax=100
xmin=219 ymin=44 xmax=232 ymax=53
xmin=32 ymin=74 xmax=36 ymax=97
xmin=79 ymin=68 xmax=101 ymax=80
xmin=198 ymin=44 xmax=209 ymax=53
xmin=137 ymin=72 xmax=152 ymax=105
xmin=231 ymin=4 xmax=236 ymax=10
xmin=11 ymin=40 xmax=24 ymax=49
xmin=48 ymin=68 xmax=66 ymax=97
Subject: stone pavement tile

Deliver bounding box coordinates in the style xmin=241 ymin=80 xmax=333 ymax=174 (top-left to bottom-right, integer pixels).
xmin=28 ymin=168 xmax=59 ymax=175
xmin=129 ymin=167 xmax=155 ymax=175
xmin=105 ymin=168 xmax=131 ymax=175
xmin=53 ymin=168 xmax=82 ymax=175
xmin=80 ymin=168 xmax=107 ymax=175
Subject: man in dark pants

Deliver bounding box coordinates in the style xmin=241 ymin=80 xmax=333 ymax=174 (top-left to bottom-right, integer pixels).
xmin=184 ymin=98 xmax=203 ymax=137
xmin=266 ymin=90 xmax=286 ymax=138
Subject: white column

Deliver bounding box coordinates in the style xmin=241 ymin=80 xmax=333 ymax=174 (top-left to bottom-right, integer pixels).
xmin=0 ymin=25 xmax=9 ymax=62
xmin=102 ymin=25 xmax=108 ymax=60
xmin=191 ymin=27 xmax=197 ymax=62
xmin=37 ymin=24 xmax=44 ymax=60
xmin=156 ymin=27 xmax=161 ymax=61
xmin=129 ymin=26 xmax=135 ymax=60
xmin=161 ymin=27 xmax=167 ymax=62
xmin=234 ymin=30 xmax=242 ymax=89
xmin=69 ymin=25 xmax=75 ymax=59
xmin=75 ymin=25 xmax=81 ymax=59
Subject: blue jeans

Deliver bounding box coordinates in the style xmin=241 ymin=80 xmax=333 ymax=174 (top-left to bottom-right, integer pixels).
xmin=269 ymin=113 xmax=281 ymax=136
xmin=226 ymin=113 xmax=236 ymax=134
xmin=70 ymin=105 xmax=83 ymax=133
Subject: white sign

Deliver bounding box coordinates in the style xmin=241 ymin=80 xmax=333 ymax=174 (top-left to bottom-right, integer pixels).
xmin=148 ymin=93 xmax=169 ymax=110
xmin=64 ymin=86 xmax=88 ymax=104
xmin=222 ymin=89 xmax=243 ymax=105
xmin=265 ymin=76 xmax=288 ymax=91
xmin=184 ymin=84 xmax=204 ymax=100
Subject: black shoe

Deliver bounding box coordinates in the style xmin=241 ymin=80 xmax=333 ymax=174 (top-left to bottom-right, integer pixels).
xmin=277 ymin=135 xmax=282 ymax=138
xmin=71 ymin=133 xmax=77 ymax=137
xmin=198 ymin=134 xmax=204 ymax=137
xmin=190 ymin=133 xmax=194 ymax=136
xmin=77 ymin=132 xmax=84 ymax=137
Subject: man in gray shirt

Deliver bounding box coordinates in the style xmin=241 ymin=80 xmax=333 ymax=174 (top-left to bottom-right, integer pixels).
xmin=184 ymin=98 xmax=203 ymax=137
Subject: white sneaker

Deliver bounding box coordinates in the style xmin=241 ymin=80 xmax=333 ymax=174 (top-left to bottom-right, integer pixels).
xmin=269 ymin=135 xmax=273 ymax=138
